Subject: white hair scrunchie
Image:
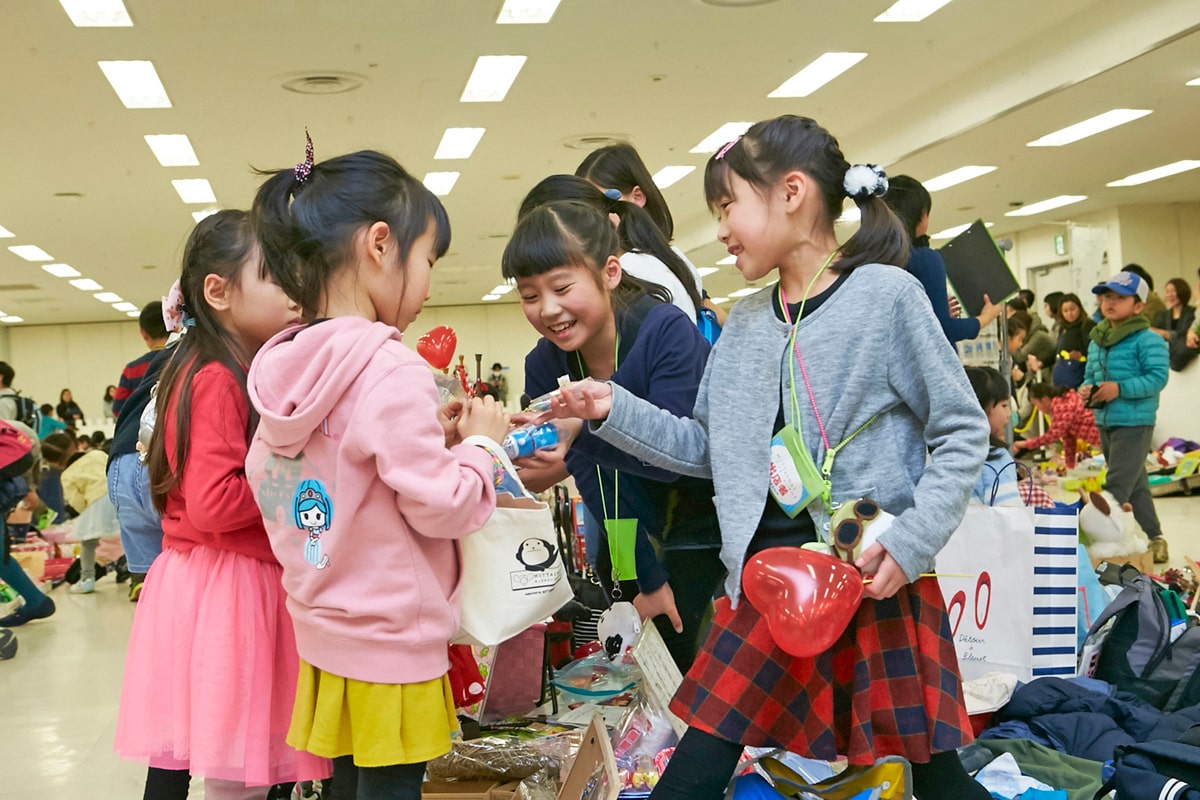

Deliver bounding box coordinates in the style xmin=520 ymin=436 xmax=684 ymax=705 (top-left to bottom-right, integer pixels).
xmin=843 ymin=164 xmax=888 ymax=200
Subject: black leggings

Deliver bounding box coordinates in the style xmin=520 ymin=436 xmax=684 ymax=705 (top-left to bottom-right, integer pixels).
xmin=649 ymin=728 xmax=991 ymax=800
xmin=142 ymin=767 xmax=191 ymax=800
xmin=330 ymin=756 xmax=425 ymax=800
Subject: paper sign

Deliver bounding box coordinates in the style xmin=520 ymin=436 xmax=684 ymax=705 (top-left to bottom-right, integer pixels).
xmin=631 ymin=622 xmax=687 ymax=737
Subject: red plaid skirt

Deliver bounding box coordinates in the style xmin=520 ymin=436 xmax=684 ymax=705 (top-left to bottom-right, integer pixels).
xmin=670 ymin=577 xmax=973 ymax=765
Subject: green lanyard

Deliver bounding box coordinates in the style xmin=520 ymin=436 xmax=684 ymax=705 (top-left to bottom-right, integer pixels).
xmin=779 ymin=252 xmax=877 ymax=511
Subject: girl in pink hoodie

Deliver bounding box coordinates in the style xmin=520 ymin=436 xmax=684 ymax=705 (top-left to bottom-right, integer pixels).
xmin=246 ymin=142 xmax=509 ymax=800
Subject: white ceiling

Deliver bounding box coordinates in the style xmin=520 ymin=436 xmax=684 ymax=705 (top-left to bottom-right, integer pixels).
xmin=2 ymin=0 xmax=1198 ymax=324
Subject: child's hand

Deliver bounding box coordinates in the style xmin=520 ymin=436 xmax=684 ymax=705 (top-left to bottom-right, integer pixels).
xmin=1026 ymin=354 xmax=1043 ymax=373
xmin=856 ymin=543 xmax=908 ymax=600
xmin=438 ymin=399 xmax=464 ymax=447
xmin=633 ymin=582 xmax=683 ymax=633
xmin=1091 ymin=381 xmax=1119 ymax=404
xmin=513 ymin=419 xmax=579 ymax=470
xmin=1079 ymin=384 xmax=1092 ymax=401
xmin=457 ymin=395 xmax=509 ymax=443
xmin=552 ymin=379 xmax=613 ymax=420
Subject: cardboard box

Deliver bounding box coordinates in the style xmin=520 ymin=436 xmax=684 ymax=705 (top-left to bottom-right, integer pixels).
xmin=558 ymin=714 xmax=619 ymax=800
xmin=421 ymin=780 xmax=500 ymax=800
xmin=490 ymin=781 xmax=522 ymax=800
xmin=1091 ymin=550 xmax=1154 ymax=575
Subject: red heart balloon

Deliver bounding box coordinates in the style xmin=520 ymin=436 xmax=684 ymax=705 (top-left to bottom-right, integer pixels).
xmin=416 ymin=325 xmax=457 ymax=370
xmin=741 ymin=547 xmax=864 ymax=658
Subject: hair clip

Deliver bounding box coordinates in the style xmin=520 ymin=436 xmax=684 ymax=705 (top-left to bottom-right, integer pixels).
xmin=293 ymin=128 xmax=315 ymax=187
xmin=714 ymin=137 xmax=742 ymax=161
xmin=843 ymin=163 xmax=888 ymax=200
xmin=603 ymin=188 xmax=622 ymax=201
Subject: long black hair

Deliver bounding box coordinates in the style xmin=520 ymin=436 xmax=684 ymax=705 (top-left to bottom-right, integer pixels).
xmin=517 ymin=175 xmax=701 ymax=311
xmin=703 ymin=115 xmax=907 ymax=272
xmin=576 ymin=143 xmax=675 ymax=240
xmin=253 ymin=149 xmax=451 ymax=319
xmin=882 ymin=175 xmax=931 ymax=247
xmin=964 ymin=365 xmax=1011 ymax=448
xmin=147 ymin=210 xmax=259 ymax=513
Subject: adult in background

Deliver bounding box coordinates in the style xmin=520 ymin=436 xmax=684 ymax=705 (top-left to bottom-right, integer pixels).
xmin=0 ymin=363 xmax=20 ymax=423
xmin=1017 ymin=289 xmax=1050 ymax=338
xmin=103 ymin=386 xmax=117 ymax=422
xmin=883 ymin=175 xmax=1003 ymax=343
xmin=112 ymin=301 xmax=169 ymax=419
xmin=1151 ymin=278 xmax=1198 ymax=371
xmin=57 ymin=389 xmax=85 ymax=427
xmin=1123 ymin=264 xmax=1166 ymax=325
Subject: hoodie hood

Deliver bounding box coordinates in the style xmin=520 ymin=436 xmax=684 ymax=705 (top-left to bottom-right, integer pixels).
xmin=249 ymin=317 xmax=400 ymax=456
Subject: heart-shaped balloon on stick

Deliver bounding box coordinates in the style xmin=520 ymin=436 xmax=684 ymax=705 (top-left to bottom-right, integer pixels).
xmin=416 ymin=325 xmax=457 ymax=370
xmin=741 ymin=547 xmax=864 ymax=658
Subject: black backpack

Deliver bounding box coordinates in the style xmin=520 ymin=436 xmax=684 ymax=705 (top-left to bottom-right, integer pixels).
xmin=1094 ymin=725 xmax=1200 ymax=799
xmin=1082 ymin=572 xmax=1200 ymax=711
xmin=11 ymin=392 xmax=40 ymax=432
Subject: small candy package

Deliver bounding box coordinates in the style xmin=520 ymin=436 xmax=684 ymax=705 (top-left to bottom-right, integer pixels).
xmin=611 ymin=697 xmax=680 ymax=797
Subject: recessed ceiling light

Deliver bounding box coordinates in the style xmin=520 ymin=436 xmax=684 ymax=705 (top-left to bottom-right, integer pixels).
xmin=690 ymin=122 xmax=754 ymax=154
xmin=481 ymin=294 xmax=502 ymax=301
xmin=651 ymin=165 xmax=696 ymax=189
xmin=434 ymin=128 xmax=486 ymax=160
xmin=496 ymin=0 xmax=560 ymax=24
xmin=1027 ymin=109 xmax=1151 ymax=147
xmin=460 ymin=55 xmax=527 ymax=103
xmin=192 ymin=209 xmax=219 ymax=223
xmin=69 ymin=278 xmax=103 ymax=291
xmin=423 ymin=172 xmax=460 ymax=196
xmin=1004 ymin=195 xmax=1087 ymax=217
xmin=171 ymin=179 xmax=216 ymax=204
xmin=126 ymin=310 xmax=140 ymax=317
xmin=768 ymin=52 xmax=867 ymax=98
xmin=1 ymin=317 xmax=23 ymax=324
xmin=489 ymin=284 xmax=514 ymax=294
xmin=59 ymin=0 xmax=131 ymax=26
xmin=929 ymin=222 xmax=994 ymax=239
xmin=113 ymin=302 xmax=138 ymax=312
xmin=716 ymin=255 xmax=736 ymax=265
xmin=8 ymin=245 xmax=53 ymax=261
xmin=710 ymin=296 xmax=729 ymax=305
xmin=98 ymin=60 xmax=171 ymax=108
xmin=145 ymin=134 xmax=199 ymax=166
xmin=874 ymin=0 xmax=953 ymax=22
xmin=0 ymin=225 xmax=13 ymax=238
xmin=728 ymin=287 xmax=762 ymax=298
xmin=1107 ymin=160 xmax=1200 ymax=187
xmin=923 ymin=165 xmax=997 ymax=191
xmin=697 ymin=267 xmax=720 ymax=277
xmin=42 ymin=263 xmax=81 ymax=278
xmin=94 ymin=291 xmax=123 ymax=303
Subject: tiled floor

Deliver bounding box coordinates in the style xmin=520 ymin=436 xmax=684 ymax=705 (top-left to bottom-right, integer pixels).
xmin=3 ymin=493 xmax=1200 ymax=798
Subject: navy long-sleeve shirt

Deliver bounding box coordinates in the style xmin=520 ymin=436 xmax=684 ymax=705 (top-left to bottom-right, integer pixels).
xmin=908 ymin=246 xmax=982 ymax=344
xmin=524 ymin=296 xmax=718 ymax=593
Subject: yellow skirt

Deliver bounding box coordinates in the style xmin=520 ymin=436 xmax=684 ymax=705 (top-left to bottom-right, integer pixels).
xmin=287 ymin=660 xmax=459 ymax=767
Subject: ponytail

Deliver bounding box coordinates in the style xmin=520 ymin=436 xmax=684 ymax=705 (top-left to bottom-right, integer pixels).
xmin=839 ymin=194 xmax=908 ymax=271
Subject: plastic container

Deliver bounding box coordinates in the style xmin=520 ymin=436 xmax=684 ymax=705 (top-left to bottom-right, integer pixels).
xmin=502 ymin=423 xmax=559 ymax=461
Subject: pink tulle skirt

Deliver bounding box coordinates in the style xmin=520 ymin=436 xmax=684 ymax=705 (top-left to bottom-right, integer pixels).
xmin=115 ymin=545 xmax=329 ymax=786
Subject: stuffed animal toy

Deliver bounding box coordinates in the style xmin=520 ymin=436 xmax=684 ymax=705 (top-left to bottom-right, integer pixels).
xmin=1079 ymin=490 xmax=1149 ymax=560
xmin=598 ymin=601 xmax=641 ymax=660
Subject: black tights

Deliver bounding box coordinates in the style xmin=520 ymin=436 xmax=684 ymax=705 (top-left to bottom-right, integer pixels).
xmin=331 ymin=756 xmax=426 ymax=800
xmin=142 ymin=767 xmax=191 ymax=800
xmin=648 ymin=728 xmax=990 ymax=800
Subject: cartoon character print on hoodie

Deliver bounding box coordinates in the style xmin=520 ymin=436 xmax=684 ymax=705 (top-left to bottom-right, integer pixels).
xmin=293 ymin=479 xmax=332 ymax=569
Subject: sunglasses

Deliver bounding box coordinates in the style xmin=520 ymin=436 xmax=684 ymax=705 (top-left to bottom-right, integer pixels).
xmin=832 ymin=499 xmax=881 ymax=562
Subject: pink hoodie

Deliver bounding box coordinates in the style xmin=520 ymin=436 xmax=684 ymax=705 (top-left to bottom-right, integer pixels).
xmin=245 ymin=317 xmax=497 ymax=685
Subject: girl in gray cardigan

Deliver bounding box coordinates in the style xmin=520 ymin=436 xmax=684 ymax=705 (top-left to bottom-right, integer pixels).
xmin=547 ymin=116 xmax=991 ymax=800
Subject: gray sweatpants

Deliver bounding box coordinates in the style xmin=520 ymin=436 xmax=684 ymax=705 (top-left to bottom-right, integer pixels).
xmin=1099 ymin=425 xmax=1163 ymax=540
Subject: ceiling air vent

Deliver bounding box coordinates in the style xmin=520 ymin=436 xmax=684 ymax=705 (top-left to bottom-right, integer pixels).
xmin=561 ymin=134 xmax=630 ymax=151
xmin=281 ymin=72 xmax=366 ymax=95
xmin=0 ymin=284 xmax=40 ymax=292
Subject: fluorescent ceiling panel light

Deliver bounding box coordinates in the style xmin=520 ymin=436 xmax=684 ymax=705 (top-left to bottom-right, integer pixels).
xmin=59 ymin=0 xmax=131 ymax=26
xmin=1187 ymin=78 xmax=1200 ymax=86
xmin=98 ymin=60 xmax=171 ymax=108
xmin=836 ymin=207 xmax=861 ymax=224
xmin=1027 ymin=109 xmax=1151 ymax=147
xmin=145 ymin=134 xmax=198 ymax=166
xmin=423 ymin=172 xmax=460 ymax=196
xmin=481 ymin=294 xmax=501 ymax=301
xmin=69 ymin=278 xmax=103 ymax=291
xmin=652 ymin=165 xmax=696 ymax=189
xmin=728 ymin=287 xmax=762 ymax=298
xmin=1 ymin=317 xmax=23 ymax=324
xmin=929 ymin=222 xmax=994 ymax=240
xmin=690 ymin=122 xmax=754 ymax=154
xmin=716 ymin=255 xmax=736 ymax=265
xmin=768 ymin=52 xmax=867 ymax=98
xmin=113 ymin=302 xmax=138 ymax=312
xmin=710 ymin=297 xmax=729 ymax=305
xmin=192 ymin=209 xmax=218 ymax=223
xmin=496 ymin=0 xmax=560 ymax=24
xmin=460 ymin=55 xmax=526 ymax=102
xmin=171 ymin=179 xmax=216 ymax=204
xmin=697 ymin=267 xmax=720 ymax=277
xmin=8 ymin=245 xmax=53 ymax=261
xmin=126 ymin=310 xmax=140 ymax=317
xmin=489 ymin=284 xmax=514 ymax=294
xmin=1004 ymin=195 xmax=1087 ymax=217
xmin=434 ymin=127 xmax=486 ymax=160
xmin=923 ymin=165 xmax=997 ymax=191
xmin=42 ymin=263 xmax=81 ymax=278
xmin=1107 ymin=160 xmax=1200 ymax=187
xmin=874 ymin=0 xmax=953 ymax=22
xmin=94 ymin=292 xmax=123 ymax=303
xmin=0 ymin=225 xmax=13 ymax=238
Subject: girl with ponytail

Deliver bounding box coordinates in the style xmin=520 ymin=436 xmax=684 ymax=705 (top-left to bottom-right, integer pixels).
xmin=543 ymin=115 xmax=991 ymax=799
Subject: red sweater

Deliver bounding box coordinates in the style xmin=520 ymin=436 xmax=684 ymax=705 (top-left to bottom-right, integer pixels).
xmin=1023 ymin=390 xmax=1101 ymax=469
xmin=160 ymin=360 xmax=275 ymax=563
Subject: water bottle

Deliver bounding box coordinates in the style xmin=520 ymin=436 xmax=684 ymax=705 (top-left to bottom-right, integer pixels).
xmin=502 ymin=423 xmax=560 ymax=460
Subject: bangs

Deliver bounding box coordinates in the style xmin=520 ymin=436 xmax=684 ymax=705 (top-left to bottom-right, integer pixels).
xmin=702 ymin=137 xmax=767 ymax=212
xmin=397 ymin=188 xmax=452 ymax=260
xmin=501 ymin=205 xmax=592 ymax=280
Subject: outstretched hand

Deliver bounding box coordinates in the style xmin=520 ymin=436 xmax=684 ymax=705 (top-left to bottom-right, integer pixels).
xmin=633 ymin=582 xmax=683 ymax=634
xmin=550 ymin=379 xmax=613 ymax=421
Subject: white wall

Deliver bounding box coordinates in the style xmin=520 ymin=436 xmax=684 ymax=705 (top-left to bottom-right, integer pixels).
xmin=1117 ymin=203 xmax=1200 ymax=288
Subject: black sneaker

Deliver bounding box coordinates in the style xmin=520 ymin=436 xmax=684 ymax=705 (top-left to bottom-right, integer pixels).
xmin=0 ymin=596 xmax=56 ymax=627
xmin=115 ymin=556 xmax=130 ymax=584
